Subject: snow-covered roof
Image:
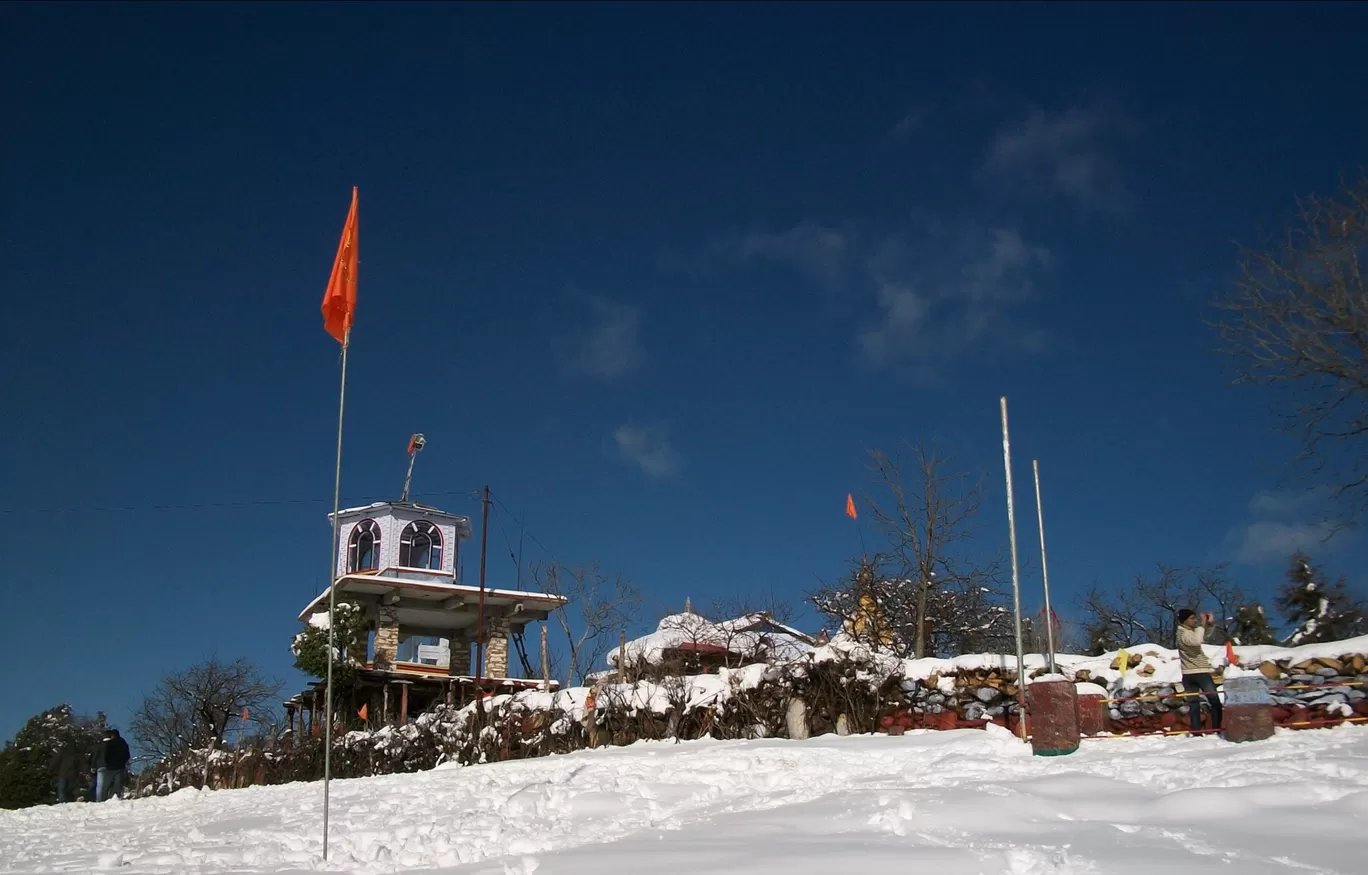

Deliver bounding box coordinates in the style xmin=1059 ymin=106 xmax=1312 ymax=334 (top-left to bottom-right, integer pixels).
xmin=330 ymin=501 xmax=470 ymax=522
xmin=607 ymin=611 xmax=816 ymax=668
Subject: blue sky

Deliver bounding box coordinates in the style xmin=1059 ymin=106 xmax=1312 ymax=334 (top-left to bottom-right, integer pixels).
xmin=3 ymin=2 xmax=1366 ymax=740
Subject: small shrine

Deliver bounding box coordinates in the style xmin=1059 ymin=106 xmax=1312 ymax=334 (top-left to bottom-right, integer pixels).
xmin=285 ymin=439 xmax=566 ymax=731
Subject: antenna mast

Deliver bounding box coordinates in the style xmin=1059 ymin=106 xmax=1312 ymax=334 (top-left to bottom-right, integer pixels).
xmin=400 ymin=433 xmax=426 ymax=501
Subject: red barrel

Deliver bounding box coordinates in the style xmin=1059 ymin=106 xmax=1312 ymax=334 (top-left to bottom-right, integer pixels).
xmin=1027 ymin=677 xmax=1080 ymax=756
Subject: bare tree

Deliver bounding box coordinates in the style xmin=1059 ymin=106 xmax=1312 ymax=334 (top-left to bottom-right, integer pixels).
xmin=811 ymin=444 xmax=1008 ymax=659
xmin=130 ymin=657 xmax=282 ymax=768
xmin=1078 ymin=564 xmax=1262 ymax=653
xmin=531 ymin=560 xmax=642 ymax=686
xmin=1213 ymin=175 xmax=1368 ymax=518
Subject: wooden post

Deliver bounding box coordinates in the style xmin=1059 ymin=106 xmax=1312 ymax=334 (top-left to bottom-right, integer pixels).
xmin=399 ymin=682 xmax=409 ymax=725
xmin=618 ymin=630 xmax=626 ymax=683
xmin=382 ymin=683 xmax=390 ymax=725
xmin=540 ymin=624 xmax=550 ymax=693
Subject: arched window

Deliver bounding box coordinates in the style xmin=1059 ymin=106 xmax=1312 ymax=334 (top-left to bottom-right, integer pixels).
xmin=347 ymin=519 xmax=381 ymax=572
xmin=399 ymin=520 xmax=443 ymax=570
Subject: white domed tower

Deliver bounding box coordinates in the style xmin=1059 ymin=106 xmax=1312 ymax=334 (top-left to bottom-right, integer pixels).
xmin=294 ymin=472 xmax=566 ymax=723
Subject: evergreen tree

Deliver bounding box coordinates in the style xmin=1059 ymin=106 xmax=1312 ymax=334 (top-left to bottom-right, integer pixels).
xmin=292 ymin=600 xmax=369 ymax=694
xmin=0 ymin=705 xmax=107 ymax=809
xmin=1276 ymin=552 xmax=1367 ymax=645
xmin=1231 ymin=604 xmax=1277 ymax=645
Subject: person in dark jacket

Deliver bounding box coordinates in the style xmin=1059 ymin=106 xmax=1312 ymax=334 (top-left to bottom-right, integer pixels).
xmin=48 ymin=738 xmax=78 ymax=803
xmin=92 ymin=729 xmax=131 ymax=801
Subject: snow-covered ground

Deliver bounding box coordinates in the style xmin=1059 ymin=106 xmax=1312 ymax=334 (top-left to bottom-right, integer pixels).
xmin=3 ymin=726 xmax=1366 ymax=874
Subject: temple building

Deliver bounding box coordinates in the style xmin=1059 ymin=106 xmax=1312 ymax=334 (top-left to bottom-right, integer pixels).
xmin=285 ymin=497 xmax=566 ymax=731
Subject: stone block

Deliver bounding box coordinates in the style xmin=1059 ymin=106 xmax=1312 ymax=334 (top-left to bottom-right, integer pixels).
xmin=1223 ymin=676 xmax=1274 ymax=743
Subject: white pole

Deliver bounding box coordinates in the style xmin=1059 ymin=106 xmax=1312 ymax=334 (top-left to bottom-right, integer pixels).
xmin=999 ymin=397 xmax=1028 ymax=741
xmin=322 ymin=328 xmax=350 ymax=860
xmin=1032 ymin=460 xmax=1057 ymax=674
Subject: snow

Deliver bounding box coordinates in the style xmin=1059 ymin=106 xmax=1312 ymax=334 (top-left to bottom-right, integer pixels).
xmin=608 ymin=612 xmax=814 ymax=668
xmin=4 ymin=725 xmax=1367 ymax=873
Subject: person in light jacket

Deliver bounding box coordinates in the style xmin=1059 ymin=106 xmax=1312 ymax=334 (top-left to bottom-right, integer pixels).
xmin=1176 ymin=609 xmax=1223 ymax=734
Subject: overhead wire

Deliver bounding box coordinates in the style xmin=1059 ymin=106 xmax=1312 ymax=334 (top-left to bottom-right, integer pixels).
xmin=4 ymin=488 xmax=481 ymax=516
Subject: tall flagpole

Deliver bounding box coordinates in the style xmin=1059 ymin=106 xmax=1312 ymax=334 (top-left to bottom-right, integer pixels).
xmin=999 ymin=396 xmax=1027 ymax=741
xmin=1032 ymin=459 xmax=1057 ymax=674
xmin=322 ymin=327 xmax=349 ymax=860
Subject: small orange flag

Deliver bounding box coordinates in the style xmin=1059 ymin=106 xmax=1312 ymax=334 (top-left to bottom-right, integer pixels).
xmin=1226 ymin=641 xmax=1238 ymax=666
xmin=241 ymin=706 xmax=249 ymax=723
xmin=845 ymin=493 xmax=858 ymax=520
xmin=358 ymin=703 xmax=369 ymax=721
xmin=321 ymin=186 xmax=359 ymax=344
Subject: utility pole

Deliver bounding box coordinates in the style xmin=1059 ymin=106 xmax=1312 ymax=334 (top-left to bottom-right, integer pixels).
xmin=476 ymin=485 xmax=490 ymax=684
xmin=999 ymin=397 xmax=1028 ymax=742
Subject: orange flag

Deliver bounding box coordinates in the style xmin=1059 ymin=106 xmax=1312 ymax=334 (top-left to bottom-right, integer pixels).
xmin=845 ymin=493 xmax=858 ymax=520
xmin=1226 ymin=641 xmax=1238 ymax=666
xmin=358 ymin=703 xmax=369 ymax=721
xmin=321 ymin=186 xmax=359 ymax=344
xmin=241 ymin=706 xmax=249 ymax=723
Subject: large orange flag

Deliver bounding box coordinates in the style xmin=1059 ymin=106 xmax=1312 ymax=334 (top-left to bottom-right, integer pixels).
xmin=321 ymin=186 xmax=359 ymax=344
xmin=845 ymin=493 xmax=858 ymax=520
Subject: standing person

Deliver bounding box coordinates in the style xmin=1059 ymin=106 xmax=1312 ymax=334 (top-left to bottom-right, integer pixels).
xmin=1176 ymin=609 xmax=1223 ymax=735
xmin=48 ymin=737 xmax=78 ymax=803
xmin=92 ymin=729 xmax=132 ymax=801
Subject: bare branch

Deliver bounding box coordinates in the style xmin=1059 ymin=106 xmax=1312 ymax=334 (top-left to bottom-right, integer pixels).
xmin=1212 ymin=174 xmax=1368 ymax=521
xmin=531 ymin=560 xmax=641 ymax=685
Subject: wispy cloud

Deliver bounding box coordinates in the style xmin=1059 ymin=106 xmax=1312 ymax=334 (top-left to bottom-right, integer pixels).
xmin=686 ymin=221 xmax=851 ymax=290
xmin=889 ymin=106 xmax=932 ymax=142
xmin=553 ymin=297 xmax=645 ymax=381
xmin=1227 ymin=486 xmax=1346 ymax=564
xmin=981 ymin=106 xmax=1133 ymax=214
xmin=1248 ymin=486 xmax=1334 ymax=517
xmin=1233 ymin=520 xmax=1338 ymax=564
xmin=858 ymin=224 xmax=1052 ymax=370
xmin=613 ymin=424 xmax=681 ymax=477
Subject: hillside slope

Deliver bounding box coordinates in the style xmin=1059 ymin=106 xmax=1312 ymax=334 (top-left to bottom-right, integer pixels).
xmin=2 ymin=725 xmax=1366 ymax=874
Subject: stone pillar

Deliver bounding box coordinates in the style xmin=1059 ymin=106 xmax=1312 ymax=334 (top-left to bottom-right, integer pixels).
xmin=1075 ymin=682 xmax=1110 ymax=736
xmin=1223 ymin=675 xmax=1274 ymax=743
xmin=483 ymin=615 xmax=510 ymax=678
xmin=374 ymin=605 xmax=400 ymax=670
xmin=1026 ymin=677 xmax=1080 ymax=756
xmin=785 ymin=697 xmax=810 ymax=740
xmin=448 ymin=637 xmax=473 ymax=677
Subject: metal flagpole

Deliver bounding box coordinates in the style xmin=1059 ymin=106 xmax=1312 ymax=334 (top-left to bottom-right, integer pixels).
xmin=1032 ymin=460 xmax=1057 ymax=674
xmin=999 ymin=396 xmax=1028 ymax=741
xmin=322 ymin=327 xmax=350 ymax=860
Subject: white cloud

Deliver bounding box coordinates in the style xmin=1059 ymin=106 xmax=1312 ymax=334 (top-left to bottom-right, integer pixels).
xmin=1248 ymin=487 xmax=1334 ymax=517
xmin=613 ymin=424 xmax=681 ymax=477
xmin=858 ymin=225 xmax=1051 ymax=369
xmin=1227 ymin=486 xmax=1347 ymax=564
xmin=889 ymin=106 xmax=931 ymax=142
xmin=982 ymin=106 xmax=1132 ymax=213
xmin=554 ymin=297 xmax=645 ymax=381
xmin=692 ymin=221 xmax=851 ymax=290
xmin=1233 ymin=520 xmax=1337 ymax=564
